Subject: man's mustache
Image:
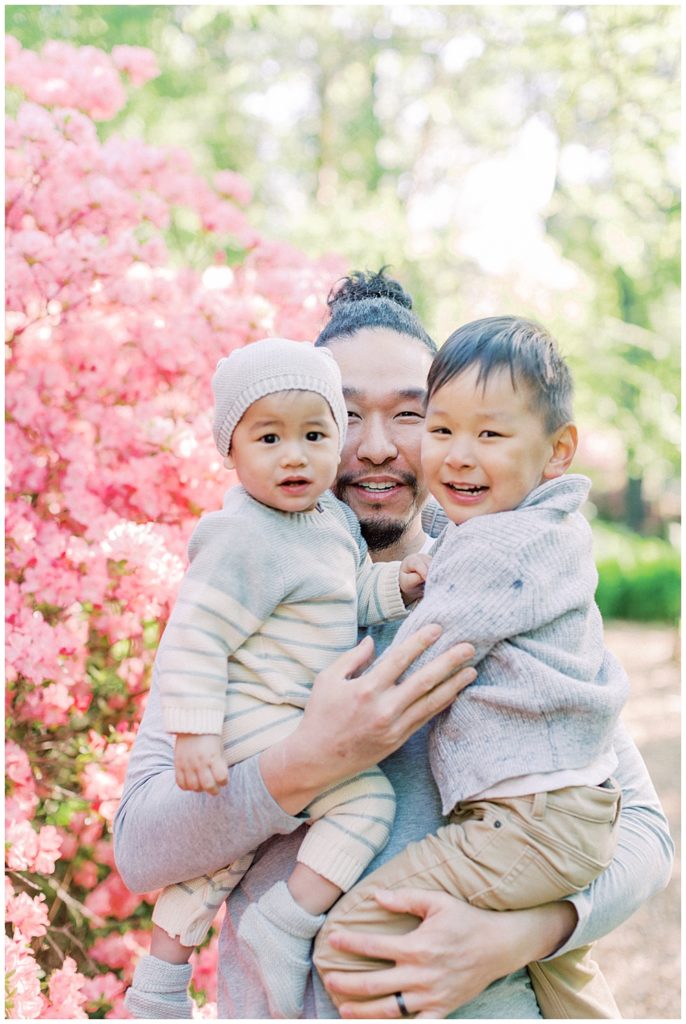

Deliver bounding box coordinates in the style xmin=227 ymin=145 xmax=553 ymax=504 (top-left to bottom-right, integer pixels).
xmin=336 ymin=471 xmax=420 ymax=496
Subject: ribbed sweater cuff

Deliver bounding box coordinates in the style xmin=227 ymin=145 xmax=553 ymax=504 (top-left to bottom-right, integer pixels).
xmin=162 ymin=705 xmax=225 ymax=735
xmin=378 ymin=562 xmax=409 ymax=621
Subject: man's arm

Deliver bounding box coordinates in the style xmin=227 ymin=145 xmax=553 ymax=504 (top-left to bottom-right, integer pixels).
xmin=114 ymin=628 xmax=477 ymax=893
xmin=543 ymin=719 xmax=674 ymax=956
xmin=113 ymin=681 xmax=303 ymax=894
xmin=321 ymin=719 xmax=674 ymax=1018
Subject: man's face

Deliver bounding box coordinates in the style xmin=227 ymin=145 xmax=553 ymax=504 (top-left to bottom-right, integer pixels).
xmin=327 ymin=329 xmax=434 ymax=551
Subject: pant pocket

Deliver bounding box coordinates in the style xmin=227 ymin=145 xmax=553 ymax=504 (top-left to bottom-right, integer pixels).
xmin=470 ymin=844 xmax=583 ymax=911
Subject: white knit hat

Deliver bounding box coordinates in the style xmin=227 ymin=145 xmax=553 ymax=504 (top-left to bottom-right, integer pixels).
xmin=212 ymin=338 xmax=348 ymax=456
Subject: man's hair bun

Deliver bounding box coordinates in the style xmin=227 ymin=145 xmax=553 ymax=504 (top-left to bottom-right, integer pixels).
xmin=328 ymin=268 xmax=413 ymax=311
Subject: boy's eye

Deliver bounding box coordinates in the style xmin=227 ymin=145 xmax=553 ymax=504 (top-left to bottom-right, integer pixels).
xmin=306 ymin=431 xmax=325 ymax=441
xmin=347 ymin=410 xmax=360 ymax=420
xmin=428 ymin=426 xmax=451 ymax=435
xmin=479 ymin=430 xmax=502 ymax=439
xmin=260 ymin=433 xmax=279 ymax=444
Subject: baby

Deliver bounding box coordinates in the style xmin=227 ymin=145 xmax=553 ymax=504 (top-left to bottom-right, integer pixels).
xmin=315 ymin=316 xmax=628 ymax=1019
xmin=125 ymin=338 xmax=428 ymax=1019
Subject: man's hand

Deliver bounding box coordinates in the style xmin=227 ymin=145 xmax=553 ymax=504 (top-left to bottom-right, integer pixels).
xmin=260 ymin=626 xmax=476 ymax=815
xmin=174 ymin=733 xmax=229 ymax=795
xmin=398 ymin=553 xmax=432 ymax=605
xmin=323 ymin=888 xmax=577 ymax=1019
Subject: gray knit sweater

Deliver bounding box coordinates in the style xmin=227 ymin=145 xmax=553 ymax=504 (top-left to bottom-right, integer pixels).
xmin=389 ymin=474 xmax=629 ymax=813
xmin=157 ymin=484 xmax=406 ymax=736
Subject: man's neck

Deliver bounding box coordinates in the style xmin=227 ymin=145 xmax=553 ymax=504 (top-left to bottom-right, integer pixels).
xmin=368 ymin=516 xmax=428 ymax=563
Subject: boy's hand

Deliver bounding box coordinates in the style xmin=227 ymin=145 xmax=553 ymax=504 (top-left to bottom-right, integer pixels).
xmin=399 ymin=552 xmax=432 ymax=605
xmin=174 ymin=734 xmax=228 ymax=795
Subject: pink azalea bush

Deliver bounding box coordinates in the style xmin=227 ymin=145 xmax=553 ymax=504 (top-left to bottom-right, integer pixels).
xmin=5 ymin=34 xmax=344 ymax=1018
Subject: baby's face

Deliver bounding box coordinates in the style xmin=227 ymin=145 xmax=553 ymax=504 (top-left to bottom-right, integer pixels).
xmin=421 ymin=366 xmax=559 ymax=526
xmin=227 ymin=390 xmax=340 ymax=513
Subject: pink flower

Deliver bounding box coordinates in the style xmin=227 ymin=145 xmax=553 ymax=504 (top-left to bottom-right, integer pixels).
xmin=90 ymin=928 xmax=150 ymax=979
xmin=111 ymin=46 xmax=159 ymax=87
xmin=72 ymin=860 xmax=99 ymax=890
xmin=85 ymin=870 xmax=143 ymax=921
xmin=6 ymin=891 xmax=50 ymax=940
xmin=42 ymin=957 xmax=88 ymax=1018
xmin=213 ymin=170 xmax=253 ymax=207
xmin=6 ymin=821 xmax=62 ymax=873
xmin=191 ymin=936 xmax=218 ymax=1002
xmin=81 ymin=971 xmax=126 ymax=1009
xmin=5 ymin=935 xmax=44 ymax=1019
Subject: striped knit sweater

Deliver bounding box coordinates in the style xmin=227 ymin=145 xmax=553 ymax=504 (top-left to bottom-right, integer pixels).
xmin=388 ymin=474 xmax=629 ymax=813
xmin=157 ymin=485 xmax=406 ymax=736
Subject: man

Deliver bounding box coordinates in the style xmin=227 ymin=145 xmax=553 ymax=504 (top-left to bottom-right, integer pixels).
xmin=114 ymin=271 xmax=673 ymax=1018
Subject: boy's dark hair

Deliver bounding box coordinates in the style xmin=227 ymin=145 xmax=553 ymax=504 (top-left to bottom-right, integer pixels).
xmin=315 ymin=267 xmax=437 ymax=354
xmin=427 ymin=316 xmax=573 ymax=432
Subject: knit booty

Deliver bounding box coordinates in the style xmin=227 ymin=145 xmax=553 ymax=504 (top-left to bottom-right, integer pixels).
xmin=237 ymin=881 xmax=325 ymax=1019
xmin=124 ymin=955 xmax=193 ymax=1019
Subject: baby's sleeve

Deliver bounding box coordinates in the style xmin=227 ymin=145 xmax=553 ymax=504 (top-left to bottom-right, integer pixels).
xmin=355 ymin=553 xmax=407 ymax=627
xmin=327 ymin=492 xmax=407 ymax=626
xmin=156 ymin=511 xmax=284 ymax=737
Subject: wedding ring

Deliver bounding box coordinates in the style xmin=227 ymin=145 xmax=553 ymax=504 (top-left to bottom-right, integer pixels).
xmin=395 ymin=991 xmax=411 ymax=1018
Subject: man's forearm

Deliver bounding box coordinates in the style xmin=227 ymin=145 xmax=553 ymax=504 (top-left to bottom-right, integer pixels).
xmin=543 ymin=723 xmax=674 ymax=959
xmin=114 ymin=754 xmax=302 ymax=893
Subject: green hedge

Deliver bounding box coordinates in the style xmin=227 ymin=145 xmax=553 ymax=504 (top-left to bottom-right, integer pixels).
xmin=593 ymin=521 xmax=681 ymax=623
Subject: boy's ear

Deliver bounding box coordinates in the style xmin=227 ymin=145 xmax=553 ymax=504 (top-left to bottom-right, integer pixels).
xmin=223 ymin=453 xmax=234 ymax=471
xmin=542 ymin=423 xmax=578 ymax=480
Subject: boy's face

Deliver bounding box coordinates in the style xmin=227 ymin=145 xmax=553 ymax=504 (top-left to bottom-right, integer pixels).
xmin=422 ymin=365 xmax=569 ymax=526
xmin=226 ymin=390 xmax=340 ymax=513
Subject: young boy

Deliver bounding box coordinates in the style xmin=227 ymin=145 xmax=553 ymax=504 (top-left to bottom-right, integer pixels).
xmin=124 ymin=338 xmax=429 ymax=1020
xmin=314 ymin=316 xmax=628 ymax=1019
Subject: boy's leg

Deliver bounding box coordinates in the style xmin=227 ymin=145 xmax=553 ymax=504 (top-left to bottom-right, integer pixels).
xmin=238 ymin=766 xmax=396 ymax=1018
xmin=528 ymin=948 xmax=621 ymax=1019
xmin=315 ymin=783 xmax=621 ymax=1017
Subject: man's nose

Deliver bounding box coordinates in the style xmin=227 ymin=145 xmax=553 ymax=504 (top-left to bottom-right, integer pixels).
xmin=356 ymin=416 xmax=398 ymax=464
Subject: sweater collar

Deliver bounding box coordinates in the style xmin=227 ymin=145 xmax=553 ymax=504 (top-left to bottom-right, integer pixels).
xmin=517 ymin=474 xmax=591 ymax=515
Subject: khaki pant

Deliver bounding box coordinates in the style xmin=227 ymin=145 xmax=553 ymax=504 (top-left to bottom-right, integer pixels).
xmin=314 ymin=780 xmax=622 ymax=1019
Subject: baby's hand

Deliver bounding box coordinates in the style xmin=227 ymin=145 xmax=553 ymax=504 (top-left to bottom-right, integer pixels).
xmin=174 ymin=734 xmax=228 ymax=795
xmin=399 ymin=552 xmax=432 ymax=605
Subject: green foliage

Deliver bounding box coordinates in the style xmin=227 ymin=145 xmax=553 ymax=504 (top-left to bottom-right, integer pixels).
xmin=593 ymin=521 xmax=680 ymax=623
xmin=5 ymin=4 xmax=680 ymax=528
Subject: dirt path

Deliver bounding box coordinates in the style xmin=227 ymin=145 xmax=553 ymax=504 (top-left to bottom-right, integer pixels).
xmin=593 ymin=622 xmax=680 ymax=1019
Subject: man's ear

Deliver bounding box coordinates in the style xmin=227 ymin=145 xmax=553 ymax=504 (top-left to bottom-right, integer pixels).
xmin=542 ymin=423 xmax=578 ymax=480
xmin=223 ymin=453 xmax=234 ymax=471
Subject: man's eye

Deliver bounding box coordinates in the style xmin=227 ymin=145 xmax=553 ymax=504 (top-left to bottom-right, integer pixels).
xmin=260 ymin=434 xmax=279 ymax=444
xmin=396 ymin=411 xmax=423 ymax=420
xmin=306 ymin=431 xmax=324 ymax=441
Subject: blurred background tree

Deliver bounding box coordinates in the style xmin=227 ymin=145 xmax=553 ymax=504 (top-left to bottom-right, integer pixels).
xmin=6 ymin=2 xmax=680 ymax=612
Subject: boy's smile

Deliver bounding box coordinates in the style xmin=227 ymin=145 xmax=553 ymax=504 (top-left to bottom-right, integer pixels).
xmin=422 ymin=366 xmax=572 ymax=526
xmin=226 ymin=390 xmax=340 ymax=513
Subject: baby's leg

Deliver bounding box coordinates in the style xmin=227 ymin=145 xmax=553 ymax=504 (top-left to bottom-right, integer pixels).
xmin=238 ymin=766 xmax=396 ymax=1018
xmin=126 ymin=696 xmax=301 ymax=1019
xmin=124 ymin=925 xmax=195 ymax=1019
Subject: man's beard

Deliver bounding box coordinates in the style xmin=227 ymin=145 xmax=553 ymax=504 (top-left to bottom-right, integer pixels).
xmin=357 ymin=516 xmax=409 ymax=552
xmin=334 ymin=471 xmax=424 ymax=552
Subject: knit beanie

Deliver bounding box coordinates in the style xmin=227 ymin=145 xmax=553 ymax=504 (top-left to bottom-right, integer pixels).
xmin=212 ymin=338 xmax=348 ymax=457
